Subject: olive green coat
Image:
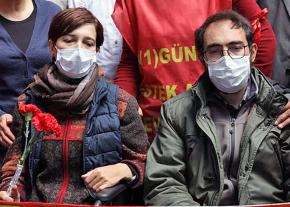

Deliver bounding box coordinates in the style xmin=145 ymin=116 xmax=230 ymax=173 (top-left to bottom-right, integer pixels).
xmin=144 ymin=68 xmax=290 ymax=206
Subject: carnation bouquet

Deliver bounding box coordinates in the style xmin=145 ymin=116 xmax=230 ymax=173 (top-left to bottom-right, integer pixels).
xmin=6 ymin=104 xmax=61 ymax=196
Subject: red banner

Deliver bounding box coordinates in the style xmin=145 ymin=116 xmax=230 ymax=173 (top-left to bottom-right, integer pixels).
xmin=1 ymin=201 xmax=290 ymax=207
xmin=112 ymin=0 xmax=232 ymax=140
xmin=0 ymin=201 xmax=94 ymax=207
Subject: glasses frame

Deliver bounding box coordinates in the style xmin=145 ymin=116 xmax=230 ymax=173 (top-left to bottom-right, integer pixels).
xmin=203 ymin=45 xmax=249 ymax=62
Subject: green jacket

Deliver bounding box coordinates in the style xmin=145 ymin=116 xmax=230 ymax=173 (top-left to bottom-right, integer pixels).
xmin=144 ymin=68 xmax=290 ymax=206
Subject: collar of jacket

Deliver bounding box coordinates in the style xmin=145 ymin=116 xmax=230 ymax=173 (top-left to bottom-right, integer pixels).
xmin=190 ymin=67 xmax=288 ymax=117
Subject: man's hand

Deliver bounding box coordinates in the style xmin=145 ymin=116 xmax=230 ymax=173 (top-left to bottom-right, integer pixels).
xmin=81 ymin=163 xmax=133 ymax=192
xmin=276 ymin=101 xmax=290 ymax=129
xmin=0 ymin=186 xmax=20 ymax=201
xmin=0 ymin=114 xmax=15 ymax=147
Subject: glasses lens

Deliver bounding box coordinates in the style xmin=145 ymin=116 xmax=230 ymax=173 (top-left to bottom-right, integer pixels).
xmin=204 ymin=45 xmax=248 ymax=61
xmin=205 ymin=46 xmax=222 ymax=61
xmin=228 ymin=45 xmax=246 ymax=59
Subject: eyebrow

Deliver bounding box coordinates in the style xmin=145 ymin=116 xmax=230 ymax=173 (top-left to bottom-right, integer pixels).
xmin=63 ymin=34 xmax=76 ymax=38
xmin=63 ymin=34 xmax=96 ymax=42
xmin=206 ymin=41 xmax=246 ymax=49
xmin=83 ymin=37 xmax=96 ymax=43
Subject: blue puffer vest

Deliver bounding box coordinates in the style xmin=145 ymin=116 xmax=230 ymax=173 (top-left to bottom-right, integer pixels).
xmin=25 ymin=77 xmax=122 ymax=199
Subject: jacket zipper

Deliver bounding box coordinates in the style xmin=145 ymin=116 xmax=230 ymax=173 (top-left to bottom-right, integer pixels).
xmin=227 ymin=117 xmax=235 ymax=178
xmin=210 ymin=108 xmax=237 ymax=205
xmin=56 ymin=120 xmax=70 ymax=203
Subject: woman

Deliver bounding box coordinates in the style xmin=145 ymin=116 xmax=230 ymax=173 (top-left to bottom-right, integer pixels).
xmin=0 ymin=8 xmax=148 ymax=205
xmin=0 ymin=0 xmax=61 ymax=161
xmin=68 ymin=0 xmax=123 ymax=81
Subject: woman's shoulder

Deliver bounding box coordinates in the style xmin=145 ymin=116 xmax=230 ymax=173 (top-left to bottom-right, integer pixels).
xmin=116 ymin=88 xmax=139 ymax=119
xmin=117 ymin=88 xmax=135 ymax=102
xmin=98 ymin=77 xmax=139 ymax=115
xmin=102 ymin=77 xmax=137 ymax=105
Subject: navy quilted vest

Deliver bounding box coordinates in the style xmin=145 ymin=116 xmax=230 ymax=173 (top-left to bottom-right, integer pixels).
xmin=26 ymin=77 xmax=122 ymax=198
xmin=83 ymin=77 xmax=122 ymax=173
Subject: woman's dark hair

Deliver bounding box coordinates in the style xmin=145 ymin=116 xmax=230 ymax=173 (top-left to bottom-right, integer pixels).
xmin=195 ymin=10 xmax=253 ymax=56
xmin=48 ymin=7 xmax=104 ymax=51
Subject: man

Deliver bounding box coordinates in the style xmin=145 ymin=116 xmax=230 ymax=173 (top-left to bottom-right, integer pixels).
xmin=257 ymin=0 xmax=290 ymax=87
xmin=144 ymin=11 xmax=290 ymax=206
xmin=112 ymin=0 xmax=276 ymax=142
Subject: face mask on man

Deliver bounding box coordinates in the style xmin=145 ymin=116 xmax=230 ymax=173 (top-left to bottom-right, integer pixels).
xmin=55 ymin=47 xmax=97 ymax=79
xmin=206 ymin=56 xmax=251 ymax=93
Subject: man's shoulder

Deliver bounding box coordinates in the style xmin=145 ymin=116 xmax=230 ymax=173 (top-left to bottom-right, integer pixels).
xmin=163 ymin=89 xmax=196 ymax=109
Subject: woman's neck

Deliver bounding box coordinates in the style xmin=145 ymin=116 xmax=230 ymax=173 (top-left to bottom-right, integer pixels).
xmin=0 ymin=0 xmax=34 ymax=21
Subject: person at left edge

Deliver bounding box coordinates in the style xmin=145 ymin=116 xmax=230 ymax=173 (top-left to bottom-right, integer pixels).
xmin=0 ymin=0 xmax=61 ymax=164
xmin=0 ymin=8 xmax=148 ymax=204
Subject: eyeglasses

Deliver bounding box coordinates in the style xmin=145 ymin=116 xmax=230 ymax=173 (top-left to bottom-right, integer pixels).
xmin=203 ymin=45 xmax=249 ymax=62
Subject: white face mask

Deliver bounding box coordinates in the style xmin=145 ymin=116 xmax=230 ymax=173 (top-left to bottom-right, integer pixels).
xmin=55 ymin=47 xmax=97 ymax=79
xmin=206 ymin=56 xmax=251 ymax=93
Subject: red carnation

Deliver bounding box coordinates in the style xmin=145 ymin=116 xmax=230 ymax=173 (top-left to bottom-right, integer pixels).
xmin=19 ymin=104 xmax=41 ymax=115
xmin=32 ymin=113 xmax=61 ymax=138
xmin=7 ymin=106 xmax=62 ymax=193
xmin=19 ymin=104 xmax=42 ymax=122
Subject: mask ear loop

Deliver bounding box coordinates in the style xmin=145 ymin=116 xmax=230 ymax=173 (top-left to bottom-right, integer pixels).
xmin=52 ymin=44 xmax=59 ymax=62
xmin=248 ymin=44 xmax=256 ymax=63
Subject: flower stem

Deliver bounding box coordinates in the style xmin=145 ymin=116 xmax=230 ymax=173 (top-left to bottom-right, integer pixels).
xmin=19 ymin=131 xmax=43 ymax=166
xmin=24 ymin=121 xmax=29 ymax=154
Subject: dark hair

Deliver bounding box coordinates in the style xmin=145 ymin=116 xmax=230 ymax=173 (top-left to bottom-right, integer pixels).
xmin=48 ymin=7 xmax=104 ymax=51
xmin=195 ymin=10 xmax=253 ymax=56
